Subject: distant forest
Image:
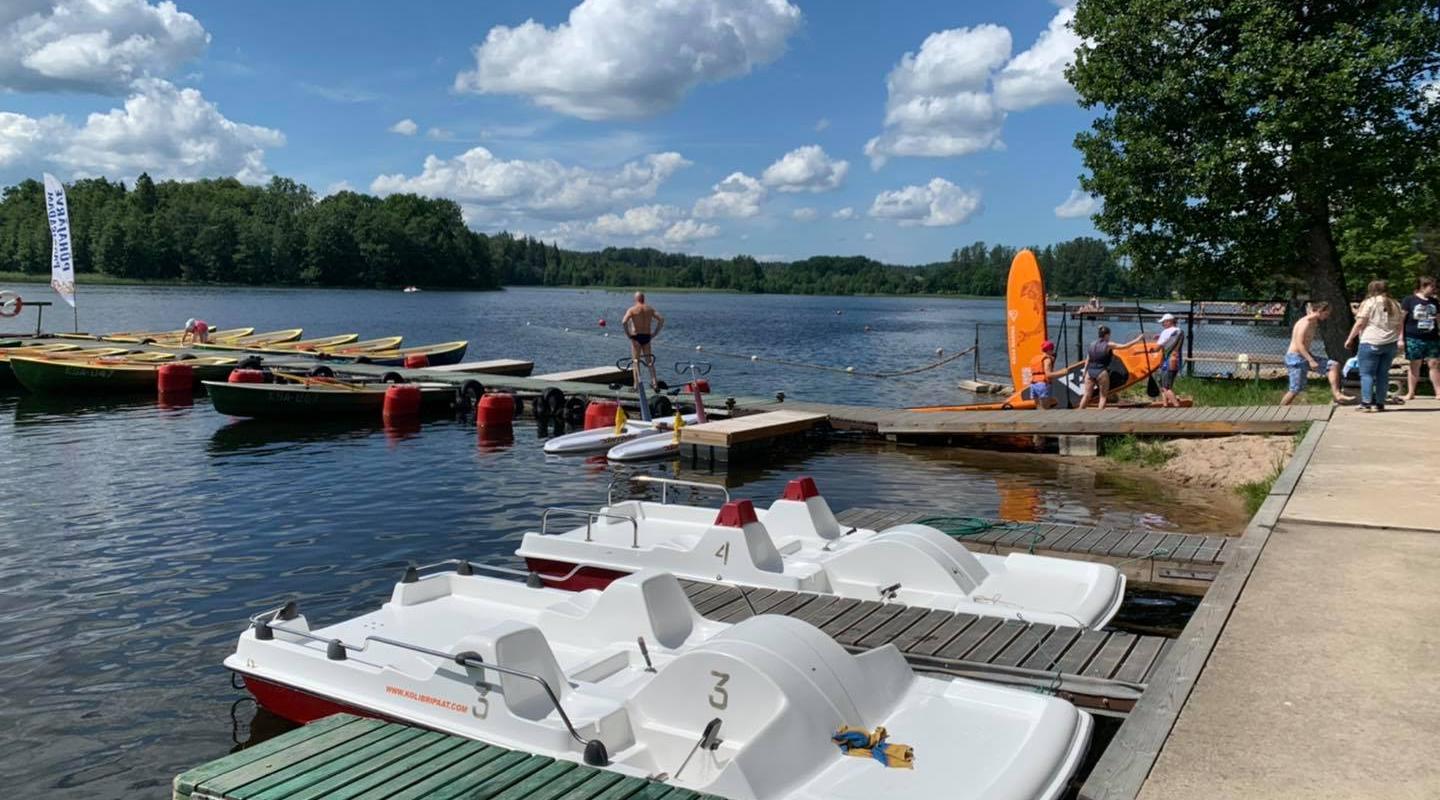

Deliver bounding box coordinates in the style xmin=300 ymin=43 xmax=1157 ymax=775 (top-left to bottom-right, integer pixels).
xmin=0 ymin=174 xmax=1180 ymax=298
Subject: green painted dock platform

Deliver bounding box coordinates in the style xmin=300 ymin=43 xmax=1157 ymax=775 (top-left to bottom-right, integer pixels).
xmin=174 ymin=713 xmax=712 ymax=800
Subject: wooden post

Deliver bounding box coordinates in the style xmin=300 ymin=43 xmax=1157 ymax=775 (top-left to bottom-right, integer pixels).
xmin=1186 ymin=300 xmax=1196 ymax=378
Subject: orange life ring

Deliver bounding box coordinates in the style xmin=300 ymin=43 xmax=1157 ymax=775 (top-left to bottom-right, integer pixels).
xmin=0 ymin=291 xmax=22 ymax=318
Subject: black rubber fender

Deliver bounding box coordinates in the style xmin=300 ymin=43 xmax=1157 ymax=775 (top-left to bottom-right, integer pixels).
xmin=382 ymin=372 xmax=405 ymax=384
xmin=308 ymin=365 xmax=335 ymax=378
xmin=542 ymin=387 xmax=566 ymax=417
xmin=460 ymin=380 xmax=485 ymax=407
xmin=649 ymin=394 xmax=674 ymax=418
xmin=565 ymin=395 xmax=586 ymax=423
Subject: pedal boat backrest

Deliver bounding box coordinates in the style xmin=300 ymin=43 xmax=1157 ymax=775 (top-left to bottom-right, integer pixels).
xmin=762 ymin=476 xmax=842 ymax=541
xmin=695 ymin=500 xmax=784 ymax=574
xmin=541 ymin=570 xmax=705 ymax=650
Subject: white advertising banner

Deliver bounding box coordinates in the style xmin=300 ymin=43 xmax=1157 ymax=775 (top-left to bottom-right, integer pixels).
xmin=42 ymin=173 xmax=76 ymax=308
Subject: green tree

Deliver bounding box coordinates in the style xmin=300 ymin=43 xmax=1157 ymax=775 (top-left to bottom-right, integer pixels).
xmin=1070 ymin=0 xmax=1440 ymax=358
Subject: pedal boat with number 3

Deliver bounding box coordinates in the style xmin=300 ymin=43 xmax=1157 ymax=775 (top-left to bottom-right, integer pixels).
xmin=226 ymin=566 xmax=1091 ymax=800
xmin=516 ymin=476 xmax=1125 ymax=630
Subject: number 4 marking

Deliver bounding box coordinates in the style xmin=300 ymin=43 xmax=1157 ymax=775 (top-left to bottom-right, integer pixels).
xmin=714 ymin=542 xmax=730 ymax=564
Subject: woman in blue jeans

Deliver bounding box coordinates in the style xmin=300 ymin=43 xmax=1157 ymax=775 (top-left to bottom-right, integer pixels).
xmin=1345 ymin=280 xmax=1404 ymax=412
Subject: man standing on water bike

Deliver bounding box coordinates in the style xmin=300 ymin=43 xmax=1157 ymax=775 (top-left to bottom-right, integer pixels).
xmin=621 ymin=291 xmax=665 ymax=390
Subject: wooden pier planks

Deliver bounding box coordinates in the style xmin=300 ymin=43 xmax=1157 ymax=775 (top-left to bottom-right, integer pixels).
xmin=680 ymin=410 xmax=827 ymax=447
xmin=174 ymin=714 xmax=716 ymax=800
xmin=530 ymin=366 xmax=633 ymax=385
xmin=424 ymin=359 xmax=535 ymax=377
xmin=675 ymin=579 xmax=1165 ymax=713
xmin=833 ymin=507 xmax=1230 ymax=593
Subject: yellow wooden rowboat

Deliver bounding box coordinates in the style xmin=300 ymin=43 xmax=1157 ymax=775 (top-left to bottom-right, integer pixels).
xmin=264 ymin=334 xmax=360 ymax=352
xmin=106 ymin=327 xmax=255 ymax=344
xmin=317 ymin=336 xmax=404 ymax=355
xmin=196 ymin=329 xmax=305 ymax=350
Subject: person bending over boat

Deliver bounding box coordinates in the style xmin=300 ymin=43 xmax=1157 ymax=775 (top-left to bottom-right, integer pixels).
xmin=1155 ymin=313 xmax=1184 ymax=408
xmin=1077 ymin=326 xmax=1143 ymax=410
xmin=181 ymin=318 xmax=211 ymax=344
xmin=1280 ymin=302 xmax=1354 ymax=406
xmin=621 ymin=291 xmax=665 ymax=390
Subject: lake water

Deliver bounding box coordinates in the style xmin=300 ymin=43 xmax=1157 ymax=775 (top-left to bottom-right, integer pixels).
xmin=0 ymin=285 xmax=1247 ymax=796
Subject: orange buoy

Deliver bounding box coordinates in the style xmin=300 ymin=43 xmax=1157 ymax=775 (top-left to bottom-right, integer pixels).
xmin=228 ymin=368 xmax=265 ymax=383
xmin=403 ymin=354 xmax=429 ymax=369
xmin=475 ymin=392 xmax=516 ymax=427
xmin=156 ymin=363 xmax=194 ymax=394
xmin=583 ymin=399 xmax=620 ymax=430
xmin=383 ymin=383 xmax=422 ymax=419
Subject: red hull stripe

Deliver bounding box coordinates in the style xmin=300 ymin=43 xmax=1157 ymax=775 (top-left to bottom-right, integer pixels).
xmin=524 ymin=557 xmax=630 ymax=592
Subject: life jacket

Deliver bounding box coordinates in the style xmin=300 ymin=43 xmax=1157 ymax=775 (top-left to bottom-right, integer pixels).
xmin=1028 ymin=353 xmax=1050 ymax=382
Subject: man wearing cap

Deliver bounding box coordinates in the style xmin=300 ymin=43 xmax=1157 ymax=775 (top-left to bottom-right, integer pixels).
xmin=1027 ymin=340 xmax=1060 ymax=409
xmin=181 ymin=318 xmax=211 ymax=344
xmin=1155 ymin=313 xmax=1184 ymax=407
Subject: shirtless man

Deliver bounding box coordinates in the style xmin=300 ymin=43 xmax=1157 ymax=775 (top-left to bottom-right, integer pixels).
xmin=1280 ymin=301 xmax=1354 ymax=405
xmin=621 ymin=291 xmax=665 ymax=389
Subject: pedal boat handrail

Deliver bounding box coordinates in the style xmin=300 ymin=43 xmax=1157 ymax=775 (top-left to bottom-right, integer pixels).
xmin=607 ymin=475 xmax=731 ymax=506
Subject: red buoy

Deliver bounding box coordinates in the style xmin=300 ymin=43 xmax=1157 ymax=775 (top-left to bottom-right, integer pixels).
xmin=598 ymin=318 xmax=607 ymax=327
xmin=583 ymin=399 xmax=620 ymax=430
xmin=403 ymin=354 xmax=429 ymax=369
xmin=475 ymin=393 xmax=516 ymax=427
xmin=229 ymin=368 xmax=265 ymax=383
xmin=682 ymin=379 xmax=711 ymax=394
xmin=383 ymin=383 xmax=422 ymax=420
xmin=156 ymin=362 xmax=194 ymax=394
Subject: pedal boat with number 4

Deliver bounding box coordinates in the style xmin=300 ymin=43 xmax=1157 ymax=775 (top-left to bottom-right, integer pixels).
xmin=226 ymin=566 xmax=1091 ymax=800
xmin=516 ymin=476 xmax=1125 ymax=629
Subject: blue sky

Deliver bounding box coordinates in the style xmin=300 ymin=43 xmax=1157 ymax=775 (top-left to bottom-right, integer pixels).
xmin=0 ymin=0 xmax=1102 ymax=264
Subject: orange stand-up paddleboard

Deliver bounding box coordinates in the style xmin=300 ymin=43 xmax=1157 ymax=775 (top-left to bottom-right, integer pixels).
xmin=910 ymin=248 xmax=1166 ymax=412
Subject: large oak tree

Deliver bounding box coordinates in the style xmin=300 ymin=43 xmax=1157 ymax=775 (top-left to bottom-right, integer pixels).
xmin=1069 ymin=0 xmax=1440 ymax=357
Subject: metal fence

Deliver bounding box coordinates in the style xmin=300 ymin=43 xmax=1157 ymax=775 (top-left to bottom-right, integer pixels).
xmin=968 ymin=300 xmax=1301 ymax=385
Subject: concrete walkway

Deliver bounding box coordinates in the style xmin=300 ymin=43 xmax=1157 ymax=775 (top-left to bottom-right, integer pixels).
xmin=1139 ymin=400 xmax=1440 ymax=799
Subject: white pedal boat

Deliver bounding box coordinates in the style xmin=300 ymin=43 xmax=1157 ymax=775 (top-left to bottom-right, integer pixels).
xmin=517 ymin=477 xmax=1125 ymax=629
xmin=543 ymin=414 xmax=699 ymax=455
xmin=227 ymin=566 xmax=1091 ymax=800
xmin=606 ymin=428 xmax=682 ymax=461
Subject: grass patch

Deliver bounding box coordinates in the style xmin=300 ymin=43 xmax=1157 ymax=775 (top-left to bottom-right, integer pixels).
xmin=1119 ymin=375 xmax=1333 ymax=406
xmin=1104 ymin=434 xmax=1177 ymax=466
xmin=1234 ymin=452 xmax=1290 ymax=515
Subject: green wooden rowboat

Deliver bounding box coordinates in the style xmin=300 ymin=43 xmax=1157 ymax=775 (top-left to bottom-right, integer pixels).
xmin=360 ymin=340 xmax=469 ymax=366
xmin=10 ymin=355 xmax=237 ymax=394
xmin=203 ymin=379 xmax=458 ymax=419
xmin=317 ymin=336 xmax=404 ymax=355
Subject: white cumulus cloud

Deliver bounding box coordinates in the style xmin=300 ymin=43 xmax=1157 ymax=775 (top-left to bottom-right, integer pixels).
xmin=454 ymin=0 xmax=802 ymax=120
xmin=389 ymin=118 xmax=418 ymax=136
xmin=761 ymin=145 xmax=848 ymax=193
xmin=993 ymin=5 xmax=1081 ymax=111
xmin=370 ymin=147 xmax=691 ymax=221
xmin=0 ymin=0 xmax=209 ymax=94
xmin=864 ymin=25 xmax=1011 ymax=167
xmin=663 ymin=218 xmax=719 ymax=244
xmin=791 ymin=207 xmax=818 ymax=221
xmin=693 ymin=171 xmax=766 ymax=219
xmin=1054 ymin=188 xmax=1100 ymax=219
xmin=0 ymin=79 xmax=283 ymax=182
xmin=864 ymin=6 xmax=1082 ymax=167
xmin=591 ymin=204 xmax=675 ymax=237
xmin=832 ymin=206 xmax=855 ymax=220
xmin=869 ymin=178 xmax=981 ymax=227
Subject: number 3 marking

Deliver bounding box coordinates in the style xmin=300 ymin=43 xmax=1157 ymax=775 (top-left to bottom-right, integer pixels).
xmin=708 ymin=670 xmax=730 ymax=710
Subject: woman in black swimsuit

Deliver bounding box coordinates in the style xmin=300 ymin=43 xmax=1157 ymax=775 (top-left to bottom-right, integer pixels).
xmin=1077 ymin=325 xmax=1141 ymax=410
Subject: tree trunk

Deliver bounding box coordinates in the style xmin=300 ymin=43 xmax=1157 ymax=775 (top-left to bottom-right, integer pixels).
xmin=1299 ymin=196 xmax=1353 ymax=361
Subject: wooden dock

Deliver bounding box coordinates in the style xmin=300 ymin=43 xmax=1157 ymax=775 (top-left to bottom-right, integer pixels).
xmin=676 ymin=579 xmax=1166 ymax=714
xmin=834 ymin=508 xmax=1232 ymax=594
xmin=425 ymin=359 xmax=534 ymax=377
xmin=174 ymin=713 xmax=707 ymax=800
xmin=727 ymin=398 xmax=1331 ymax=437
xmin=679 ymin=410 xmax=827 ymax=461
xmin=532 ymin=365 xmax=633 ymax=385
